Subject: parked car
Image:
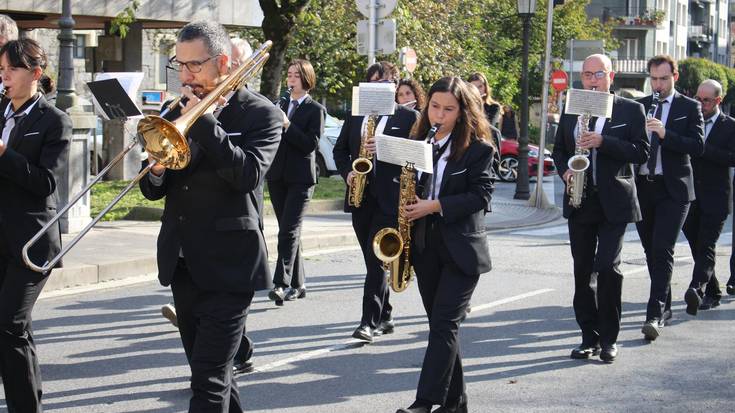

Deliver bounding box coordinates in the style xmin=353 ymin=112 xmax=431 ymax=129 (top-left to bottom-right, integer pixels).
xmin=317 ymin=113 xmax=342 ymax=177
xmin=496 ymin=137 xmax=556 ymax=182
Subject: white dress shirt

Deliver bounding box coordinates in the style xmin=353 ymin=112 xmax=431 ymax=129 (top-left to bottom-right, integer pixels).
xmin=703 ymin=108 xmax=719 ymax=141
xmin=2 ymin=94 xmax=42 ymax=146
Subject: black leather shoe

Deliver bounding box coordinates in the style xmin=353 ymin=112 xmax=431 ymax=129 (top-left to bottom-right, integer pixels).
xmin=599 ymin=344 xmax=618 ymax=363
xmin=662 ymin=309 xmax=673 ymax=324
xmin=642 ymin=319 xmax=662 ymax=341
xmin=570 ymin=343 xmax=601 ymax=359
xmin=374 ymin=317 xmax=395 ymax=336
xmin=699 ymin=296 xmax=721 ymax=310
xmin=233 ymin=360 xmax=254 ymax=375
xmin=284 ymin=286 xmax=306 ymax=301
xmin=434 ymin=394 xmax=468 ymax=413
xmin=684 ymin=288 xmax=701 ymax=316
xmin=269 ymin=286 xmax=286 ymax=301
xmin=395 ymin=406 xmax=431 ymax=413
xmin=726 ymin=278 xmax=735 ymax=295
xmin=352 ymin=325 xmax=373 ymax=343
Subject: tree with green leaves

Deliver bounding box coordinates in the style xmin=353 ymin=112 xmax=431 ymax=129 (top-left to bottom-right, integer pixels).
xmin=677 ymin=58 xmax=729 ymax=97
xmin=259 ymin=0 xmax=314 ymax=100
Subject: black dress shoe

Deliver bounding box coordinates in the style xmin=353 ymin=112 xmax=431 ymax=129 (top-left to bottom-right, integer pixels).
xmin=284 ymin=286 xmax=306 ymax=301
xmin=684 ymin=288 xmax=702 ymax=316
xmin=599 ymin=344 xmax=618 ymax=363
xmin=352 ymin=325 xmax=373 ymax=343
xmin=395 ymin=406 xmax=431 ymax=413
xmin=662 ymin=309 xmax=673 ymax=324
xmin=233 ymin=360 xmax=254 ymax=375
xmin=434 ymin=394 xmax=468 ymax=413
xmin=726 ymin=279 xmax=735 ymax=296
xmin=642 ymin=319 xmax=662 ymax=341
xmin=570 ymin=343 xmax=601 ymax=359
xmin=269 ymin=286 xmax=286 ymax=301
xmin=374 ymin=317 xmax=395 ymax=336
xmin=699 ymin=296 xmax=721 ymax=310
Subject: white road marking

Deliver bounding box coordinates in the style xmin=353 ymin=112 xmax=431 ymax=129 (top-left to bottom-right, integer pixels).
xmin=250 ymin=288 xmax=555 ymax=374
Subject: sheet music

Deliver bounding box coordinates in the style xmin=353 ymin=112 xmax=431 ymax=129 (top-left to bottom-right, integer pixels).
xmin=351 ymin=82 xmax=396 ymax=116
xmin=375 ymin=134 xmax=432 ymax=173
xmin=564 ymin=88 xmax=614 ymax=118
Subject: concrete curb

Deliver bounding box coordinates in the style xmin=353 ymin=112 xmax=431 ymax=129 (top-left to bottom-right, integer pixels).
xmin=124 ymin=199 xmax=345 ymax=220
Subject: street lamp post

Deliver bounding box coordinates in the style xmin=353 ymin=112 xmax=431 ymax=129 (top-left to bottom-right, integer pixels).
xmin=56 ymin=0 xmax=77 ymax=113
xmin=514 ymin=0 xmax=536 ymax=200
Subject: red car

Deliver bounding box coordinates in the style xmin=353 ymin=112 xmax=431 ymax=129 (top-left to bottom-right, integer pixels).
xmin=496 ymin=137 xmax=556 ymax=182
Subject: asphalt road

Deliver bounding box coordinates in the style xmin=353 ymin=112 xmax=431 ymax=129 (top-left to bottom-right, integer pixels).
xmin=3 ymin=197 xmax=734 ymax=412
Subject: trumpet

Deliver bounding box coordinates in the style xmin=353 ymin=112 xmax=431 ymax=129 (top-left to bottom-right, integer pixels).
xmin=348 ymin=115 xmax=377 ymax=208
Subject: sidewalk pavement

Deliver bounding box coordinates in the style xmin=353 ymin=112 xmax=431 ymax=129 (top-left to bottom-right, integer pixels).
xmin=47 ymin=182 xmax=561 ymax=292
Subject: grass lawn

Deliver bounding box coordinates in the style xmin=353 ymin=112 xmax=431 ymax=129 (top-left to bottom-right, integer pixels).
xmin=90 ymin=177 xmax=346 ymax=221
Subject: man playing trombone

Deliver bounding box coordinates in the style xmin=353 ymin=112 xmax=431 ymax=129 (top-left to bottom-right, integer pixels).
xmin=139 ymin=21 xmax=282 ymax=411
xmin=552 ymin=54 xmax=648 ymax=363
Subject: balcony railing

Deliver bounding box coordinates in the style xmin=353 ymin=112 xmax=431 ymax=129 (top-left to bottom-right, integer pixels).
xmin=608 ymin=9 xmax=666 ymax=28
xmin=612 ymin=59 xmax=649 ymax=74
xmin=688 ymin=25 xmax=713 ymax=38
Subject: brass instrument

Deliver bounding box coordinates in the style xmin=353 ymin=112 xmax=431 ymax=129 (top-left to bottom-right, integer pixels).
xmin=21 ymin=41 xmax=273 ymax=273
xmin=567 ymin=87 xmax=597 ymax=209
xmin=348 ymin=115 xmax=377 ymax=208
xmin=373 ymin=162 xmax=417 ymax=293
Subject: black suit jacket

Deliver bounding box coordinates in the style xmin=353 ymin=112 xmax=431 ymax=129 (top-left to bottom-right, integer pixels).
xmin=692 ymin=112 xmax=735 ymax=220
xmin=0 ymin=95 xmax=71 ymax=274
xmin=552 ymin=96 xmax=650 ymax=223
xmin=140 ymin=87 xmax=283 ymax=292
xmin=636 ymin=92 xmax=704 ymax=202
xmin=266 ymin=96 xmax=325 ymax=185
xmin=332 ymin=105 xmax=419 ymax=215
xmin=412 ymin=139 xmax=495 ymax=276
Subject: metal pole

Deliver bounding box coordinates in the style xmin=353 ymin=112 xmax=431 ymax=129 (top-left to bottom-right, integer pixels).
xmin=514 ymin=14 xmax=532 ymax=200
xmin=368 ymin=0 xmax=377 ymax=65
xmin=530 ymin=0 xmax=555 ymax=209
xmin=56 ymin=0 xmax=77 ymax=113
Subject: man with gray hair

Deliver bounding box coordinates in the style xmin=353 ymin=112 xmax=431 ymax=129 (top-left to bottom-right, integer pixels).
xmin=682 ymin=79 xmax=735 ymax=313
xmin=139 ymin=21 xmax=282 ymax=412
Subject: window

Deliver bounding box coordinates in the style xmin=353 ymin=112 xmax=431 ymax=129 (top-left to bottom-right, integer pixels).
xmin=622 ymin=38 xmax=639 ymax=59
xmin=73 ymin=35 xmax=86 ymax=59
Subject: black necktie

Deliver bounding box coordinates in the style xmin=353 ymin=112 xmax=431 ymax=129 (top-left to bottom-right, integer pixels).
xmin=704 ymin=119 xmax=713 ymax=140
xmin=288 ymin=100 xmax=299 ymax=119
xmin=646 ymin=100 xmax=666 ymax=175
xmin=428 ymin=138 xmax=452 ymax=199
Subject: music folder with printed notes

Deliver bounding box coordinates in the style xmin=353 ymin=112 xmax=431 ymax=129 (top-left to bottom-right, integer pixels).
xmin=87 ymin=78 xmax=144 ymax=121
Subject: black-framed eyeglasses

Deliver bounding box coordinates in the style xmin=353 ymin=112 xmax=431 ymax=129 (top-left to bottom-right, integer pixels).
xmin=167 ymin=54 xmax=220 ymax=73
xmin=694 ymin=96 xmax=716 ymax=104
xmin=581 ymin=71 xmax=609 ymax=80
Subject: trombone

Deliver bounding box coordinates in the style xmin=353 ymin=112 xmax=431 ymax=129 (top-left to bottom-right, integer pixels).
xmin=22 ymin=40 xmax=273 ymax=273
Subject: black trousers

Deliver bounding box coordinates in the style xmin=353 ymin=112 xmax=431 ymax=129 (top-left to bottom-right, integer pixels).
xmin=635 ymin=177 xmax=690 ymax=320
xmin=171 ymin=259 xmax=254 ymax=413
xmin=568 ymin=191 xmax=626 ymax=346
xmin=351 ymin=195 xmax=393 ymax=329
xmin=268 ymin=180 xmax=313 ymax=289
xmin=0 ymin=235 xmax=47 ymax=413
xmin=682 ymin=201 xmax=724 ymax=299
xmin=412 ymin=217 xmax=478 ymax=405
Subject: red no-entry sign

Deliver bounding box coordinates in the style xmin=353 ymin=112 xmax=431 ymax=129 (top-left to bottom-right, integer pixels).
xmin=551 ymin=70 xmax=568 ymax=91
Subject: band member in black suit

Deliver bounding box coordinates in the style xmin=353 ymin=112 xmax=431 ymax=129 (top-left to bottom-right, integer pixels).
xmin=552 ymin=54 xmax=649 ymax=363
xmin=394 ymin=77 xmax=494 ymax=413
xmin=635 ymin=55 xmax=704 ymax=341
xmin=139 ymin=22 xmax=282 ymax=411
xmin=267 ymin=59 xmax=326 ymax=305
xmin=681 ymin=79 xmax=735 ymax=313
xmin=333 ymin=61 xmax=419 ymax=343
xmin=0 ymin=39 xmax=71 ymax=413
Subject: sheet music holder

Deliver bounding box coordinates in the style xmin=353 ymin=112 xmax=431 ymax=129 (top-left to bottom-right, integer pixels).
xmin=87 ymin=78 xmax=144 ymax=121
xmin=351 ymin=82 xmax=396 ymax=116
xmin=564 ymin=88 xmax=614 ymax=118
xmin=375 ymin=134 xmax=433 ymax=173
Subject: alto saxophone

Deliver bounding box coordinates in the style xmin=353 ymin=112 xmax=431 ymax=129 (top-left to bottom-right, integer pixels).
xmin=348 ymin=115 xmax=377 ymax=208
xmin=567 ymin=112 xmax=591 ymax=208
xmin=373 ymin=162 xmax=416 ymax=293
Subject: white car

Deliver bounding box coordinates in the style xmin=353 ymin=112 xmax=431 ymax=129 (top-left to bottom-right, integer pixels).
xmin=317 ymin=113 xmax=342 ymax=177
